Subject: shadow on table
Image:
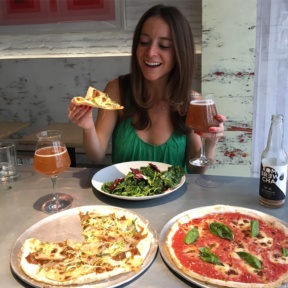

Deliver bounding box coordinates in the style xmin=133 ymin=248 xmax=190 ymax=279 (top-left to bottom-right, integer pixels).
xmin=33 ymin=193 xmax=74 ymax=212
xmin=10 ymin=267 xmax=33 ymax=288
xmin=72 ymin=168 xmax=96 ymax=189
xmin=91 ymin=182 xmax=187 ymax=209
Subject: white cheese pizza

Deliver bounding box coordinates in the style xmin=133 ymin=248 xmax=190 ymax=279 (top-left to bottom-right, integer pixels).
xmin=20 ymin=207 xmax=153 ymax=286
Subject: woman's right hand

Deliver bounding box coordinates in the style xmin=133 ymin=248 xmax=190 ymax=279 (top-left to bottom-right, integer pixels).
xmin=68 ymin=102 xmax=95 ymax=130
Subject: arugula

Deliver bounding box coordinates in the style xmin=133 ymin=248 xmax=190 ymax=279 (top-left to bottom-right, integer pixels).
xmin=101 ymin=163 xmax=185 ymax=197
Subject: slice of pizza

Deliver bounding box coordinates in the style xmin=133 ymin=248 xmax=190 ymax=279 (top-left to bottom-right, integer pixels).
xmin=20 ymin=238 xmax=128 ymax=285
xmin=72 ymin=86 xmax=124 ymax=110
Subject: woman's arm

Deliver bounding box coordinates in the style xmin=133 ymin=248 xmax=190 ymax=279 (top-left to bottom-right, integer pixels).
xmin=68 ymin=78 xmax=121 ymax=164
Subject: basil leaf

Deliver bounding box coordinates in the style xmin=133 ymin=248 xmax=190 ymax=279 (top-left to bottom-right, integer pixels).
xmin=282 ymin=247 xmax=288 ymax=257
xmin=184 ymin=228 xmax=199 ymax=244
xmin=209 ymin=222 xmax=234 ymax=241
xmin=250 ymin=220 xmax=259 ymax=237
xmin=236 ymin=251 xmax=262 ymax=269
xmin=199 ymin=246 xmax=224 ymax=266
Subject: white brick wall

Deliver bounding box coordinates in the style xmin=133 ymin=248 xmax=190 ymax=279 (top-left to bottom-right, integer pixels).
xmin=0 ymin=0 xmax=201 ymax=59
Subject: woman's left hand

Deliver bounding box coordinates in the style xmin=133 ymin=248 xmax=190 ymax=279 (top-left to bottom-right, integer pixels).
xmin=194 ymin=114 xmax=226 ymax=141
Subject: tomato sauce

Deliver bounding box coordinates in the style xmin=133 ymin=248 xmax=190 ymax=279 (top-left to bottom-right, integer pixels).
xmin=171 ymin=212 xmax=288 ymax=284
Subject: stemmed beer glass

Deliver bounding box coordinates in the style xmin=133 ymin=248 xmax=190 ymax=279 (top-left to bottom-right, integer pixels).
xmin=33 ymin=130 xmax=73 ymax=214
xmin=186 ymin=94 xmax=219 ymax=167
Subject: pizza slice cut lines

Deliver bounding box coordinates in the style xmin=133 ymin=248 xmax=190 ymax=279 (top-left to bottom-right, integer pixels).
xmin=166 ymin=205 xmax=288 ymax=288
xmin=20 ymin=208 xmax=153 ymax=286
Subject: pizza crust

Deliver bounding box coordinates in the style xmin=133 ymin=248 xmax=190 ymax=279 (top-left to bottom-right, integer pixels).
xmin=166 ymin=205 xmax=288 ymax=288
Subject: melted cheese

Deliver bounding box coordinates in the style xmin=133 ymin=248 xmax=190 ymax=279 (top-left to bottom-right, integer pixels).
xmin=252 ymin=232 xmax=273 ymax=249
xmin=268 ymin=250 xmax=288 ymax=264
xmin=21 ymin=211 xmax=152 ymax=285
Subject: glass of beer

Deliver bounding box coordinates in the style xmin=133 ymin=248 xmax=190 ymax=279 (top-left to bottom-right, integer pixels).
xmin=33 ymin=130 xmax=73 ymax=214
xmin=186 ymin=94 xmax=219 ymax=166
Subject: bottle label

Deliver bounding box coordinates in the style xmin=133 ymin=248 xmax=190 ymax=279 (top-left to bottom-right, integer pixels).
xmin=259 ymin=162 xmax=287 ymax=200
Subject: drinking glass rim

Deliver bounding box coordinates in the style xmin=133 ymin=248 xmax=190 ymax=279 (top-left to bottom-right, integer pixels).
xmin=0 ymin=142 xmax=15 ymax=149
xmin=36 ymin=130 xmax=62 ymax=139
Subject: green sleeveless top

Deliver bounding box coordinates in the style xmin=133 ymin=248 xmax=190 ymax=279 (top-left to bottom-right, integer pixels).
xmin=112 ymin=117 xmax=187 ymax=169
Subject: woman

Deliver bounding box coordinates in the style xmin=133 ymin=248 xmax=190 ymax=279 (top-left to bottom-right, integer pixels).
xmin=68 ymin=4 xmax=225 ymax=174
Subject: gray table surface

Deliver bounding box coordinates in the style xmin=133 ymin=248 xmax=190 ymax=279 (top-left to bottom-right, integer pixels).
xmin=1 ymin=165 xmax=287 ymax=288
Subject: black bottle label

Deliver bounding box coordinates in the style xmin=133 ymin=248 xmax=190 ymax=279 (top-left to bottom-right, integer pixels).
xmin=259 ymin=162 xmax=286 ymax=201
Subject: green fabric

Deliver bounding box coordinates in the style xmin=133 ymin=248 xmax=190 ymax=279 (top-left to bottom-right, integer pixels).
xmin=112 ymin=117 xmax=187 ymax=169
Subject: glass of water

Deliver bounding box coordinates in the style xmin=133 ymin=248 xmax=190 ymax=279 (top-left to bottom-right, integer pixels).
xmin=0 ymin=142 xmax=18 ymax=182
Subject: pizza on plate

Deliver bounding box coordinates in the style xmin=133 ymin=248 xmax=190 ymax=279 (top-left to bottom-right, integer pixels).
xmin=166 ymin=205 xmax=288 ymax=288
xmin=20 ymin=207 xmax=153 ymax=286
xmin=72 ymin=86 xmax=124 ymax=110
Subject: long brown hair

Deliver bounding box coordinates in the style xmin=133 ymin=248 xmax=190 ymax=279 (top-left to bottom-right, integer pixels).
xmin=120 ymin=4 xmax=195 ymax=134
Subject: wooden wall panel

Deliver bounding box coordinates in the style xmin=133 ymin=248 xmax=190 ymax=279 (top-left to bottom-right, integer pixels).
xmin=203 ymin=0 xmax=257 ymax=177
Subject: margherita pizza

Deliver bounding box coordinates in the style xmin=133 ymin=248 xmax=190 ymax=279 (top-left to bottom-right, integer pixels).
xmin=20 ymin=207 xmax=153 ymax=286
xmin=72 ymin=86 xmax=124 ymax=110
xmin=166 ymin=205 xmax=288 ymax=288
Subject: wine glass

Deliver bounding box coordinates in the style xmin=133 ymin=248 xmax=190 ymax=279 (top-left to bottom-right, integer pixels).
xmin=186 ymin=94 xmax=223 ymax=188
xmin=33 ymin=130 xmax=73 ymax=214
xmin=186 ymin=93 xmax=219 ymax=167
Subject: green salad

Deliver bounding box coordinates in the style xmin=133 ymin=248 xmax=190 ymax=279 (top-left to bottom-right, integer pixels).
xmin=101 ymin=163 xmax=185 ymax=197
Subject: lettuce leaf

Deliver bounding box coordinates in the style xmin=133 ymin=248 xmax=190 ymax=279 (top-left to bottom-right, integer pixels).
xmin=101 ymin=163 xmax=185 ymax=197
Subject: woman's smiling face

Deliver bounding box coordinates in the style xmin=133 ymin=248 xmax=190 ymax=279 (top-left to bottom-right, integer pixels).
xmin=136 ymin=16 xmax=175 ymax=82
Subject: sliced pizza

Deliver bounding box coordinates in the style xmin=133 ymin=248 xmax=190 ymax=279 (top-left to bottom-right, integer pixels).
xmin=79 ymin=209 xmax=152 ymax=271
xmin=72 ymin=86 xmax=124 ymax=110
xmin=20 ymin=208 xmax=153 ymax=286
xmin=166 ymin=205 xmax=288 ymax=288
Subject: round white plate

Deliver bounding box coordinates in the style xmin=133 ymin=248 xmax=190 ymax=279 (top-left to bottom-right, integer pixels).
xmin=91 ymin=161 xmax=186 ymax=201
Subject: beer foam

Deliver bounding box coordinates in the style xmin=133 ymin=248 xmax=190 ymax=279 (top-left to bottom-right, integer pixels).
xmin=190 ymin=99 xmax=214 ymax=105
xmin=35 ymin=147 xmax=67 ymax=157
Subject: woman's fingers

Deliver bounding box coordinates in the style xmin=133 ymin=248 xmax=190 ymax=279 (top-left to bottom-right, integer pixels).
xmin=209 ymin=122 xmax=224 ymax=133
xmin=68 ymin=105 xmax=92 ymax=123
xmin=194 ymin=121 xmax=225 ymax=140
xmin=215 ymin=114 xmax=226 ymax=123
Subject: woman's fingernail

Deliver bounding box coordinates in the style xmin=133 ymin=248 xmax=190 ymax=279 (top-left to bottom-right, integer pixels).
xmin=209 ymin=127 xmax=215 ymax=132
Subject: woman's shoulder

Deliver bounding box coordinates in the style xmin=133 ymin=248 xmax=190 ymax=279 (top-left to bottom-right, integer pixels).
xmin=104 ymin=74 xmax=131 ymax=109
xmin=104 ymin=78 xmax=121 ymax=103
xmin=105 ymin=77 xmax=119 ymax=91
xmin=105 ymin=74 xmax=130 ymax=96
